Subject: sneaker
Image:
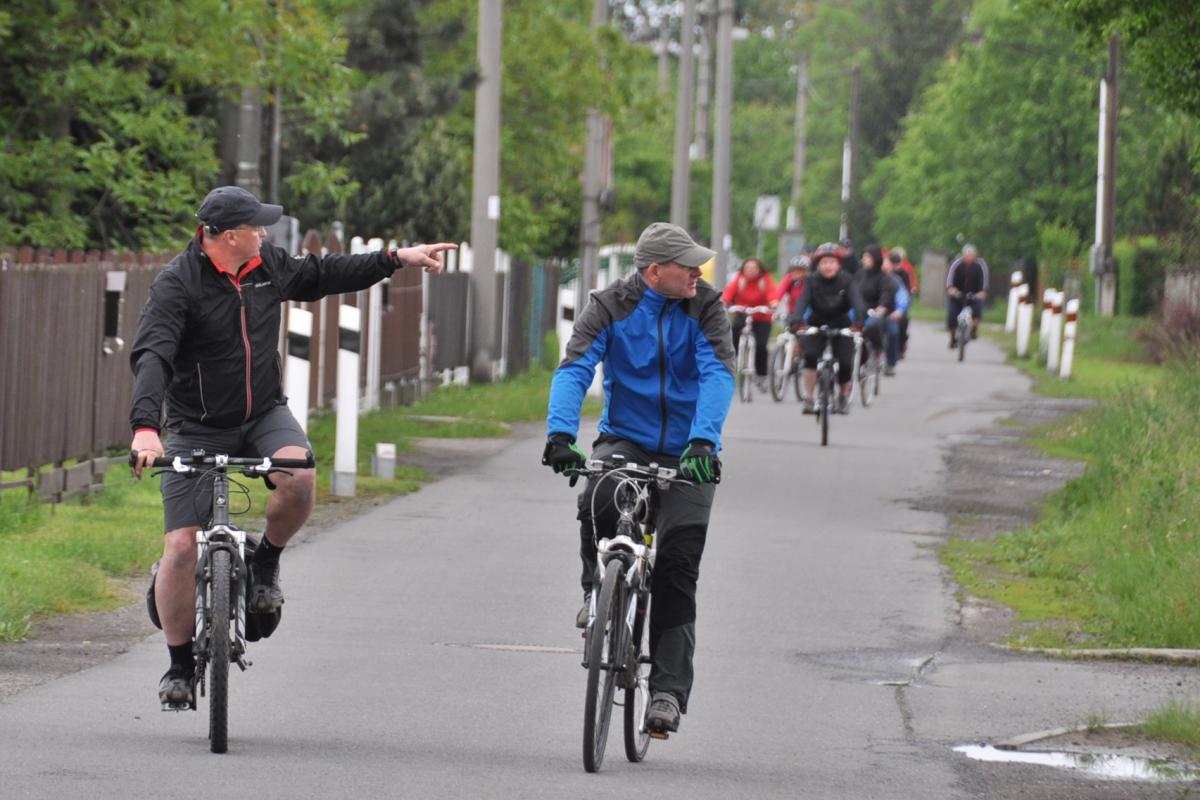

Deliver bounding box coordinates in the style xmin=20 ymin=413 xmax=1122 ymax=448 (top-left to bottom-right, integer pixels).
xmin=754 ymin=376 xmax=768 ymax=392
xmin=249 ymin=559 xmax=284 ymax=614
xmin=837 ymin=395 xmax=851 ymax=414
xmin=158 ymin=667 xmax=195 ymax=708
xmin=948 ymin=337 xmax=957 ymax=349
xmin=884 ymin=366 xmax=896 ymax=377
xmin=801 ymin=397 xmax=817 ymax=415
xmin=576 ymin=591 xmax=592 ymax=629
xmin=646 ymin=692 xmax=681 ymax=733
xmin=970 ymin=328 xmax=979 ymax=340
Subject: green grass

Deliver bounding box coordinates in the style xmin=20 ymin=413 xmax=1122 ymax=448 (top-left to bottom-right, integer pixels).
xmin=1140 ymin=700 xmax=1200 ymax=757
xmin=0 ymin=366 xmax=573 ymax=640
xmin=940 ymin=318 xmax=1200 ymax=650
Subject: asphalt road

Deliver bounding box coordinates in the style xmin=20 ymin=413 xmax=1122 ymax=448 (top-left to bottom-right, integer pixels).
xmin=1 ymin=322 xmax=1198 ymax=799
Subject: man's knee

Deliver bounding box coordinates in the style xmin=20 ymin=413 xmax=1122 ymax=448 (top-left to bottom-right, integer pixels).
xmin=162 ymin=528 xmax=199 ymax=572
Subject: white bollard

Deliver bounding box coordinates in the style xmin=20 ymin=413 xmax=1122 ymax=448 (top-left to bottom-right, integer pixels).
xmin=285 ymin=307 xmax=313 ymax=433
xmin=1016 ymin=284 xmax=1033 ymax=357
xmin=1047 ymin=291 xmax=1065 ymax=372
xmin=332 ymin=305 xmax=361 ymax=497
xmin=1005 ymin=271 xmax=1023 ymax=333
xmin=1038 ymin=288 xmax=1054 ymax=363
xmin=371 ymin=442 xmax=396 ymax=480
xmin=1059 ymin=299 xmax=1079 ymax=380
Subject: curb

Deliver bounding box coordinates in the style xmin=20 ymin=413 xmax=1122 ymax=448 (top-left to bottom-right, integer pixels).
xmin=994 ymin=722 xmax=1136 ymax=751
xmin=991 ymin=644 xmax=1200 ymax=665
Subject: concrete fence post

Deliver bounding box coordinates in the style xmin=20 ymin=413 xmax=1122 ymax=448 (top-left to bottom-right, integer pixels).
xmin=285 ymin=306 xmax=313 ymax=432
xmin=1005 ymin=271 xmax=1022 ymax=333
xmin=1059 ymin=298 xmax=1080 ymax=380
xmin=1016 ymin=284 xmax=1033 ymax=357
xmin=1047 ymin=291 xmax=1065 ymax=372
xmin=1038 ymin=288 xmax=1054 ymax=363
xmin=332 ymin=305 xmax=360 ymax=497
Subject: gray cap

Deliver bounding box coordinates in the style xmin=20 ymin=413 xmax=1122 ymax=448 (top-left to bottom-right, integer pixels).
xmin=962 ymin=243 xmax=977 ymax=256
xmin=634 ymin=222 xmax=715 ymax=270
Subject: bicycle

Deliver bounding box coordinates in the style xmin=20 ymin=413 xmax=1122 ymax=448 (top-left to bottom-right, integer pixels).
xmin=798 ymin=326 xmax=861 ymax=447
xmin=858 ymin=313 xmax=884 ymax=408
xmin=726 ymin=304 xmax=773 ymax=402
xmin=768 ymin=311 xmax=802 ymax=403
xmin=567 ymin=456 xmax=692 ymax=773
xmin=131 ymin=449 xmax=314 ymax=754
xmin=953 ymin=291 xmax=978 ymax=362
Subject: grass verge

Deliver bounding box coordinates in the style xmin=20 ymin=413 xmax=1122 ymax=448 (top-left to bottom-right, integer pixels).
xmin=0 ymin=367 xmax=572 ymax=641
xmin=1139 ymin=700 xmax=1200 ymax=758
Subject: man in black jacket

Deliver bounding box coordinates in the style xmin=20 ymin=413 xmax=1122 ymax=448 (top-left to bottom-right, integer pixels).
xmin=945 ymin=244 xmax=989 ymax=346
xmin=130 ymin=186 xmax=455 ymax=706
xmin=788 ymin=242 xmax=866 ymax=414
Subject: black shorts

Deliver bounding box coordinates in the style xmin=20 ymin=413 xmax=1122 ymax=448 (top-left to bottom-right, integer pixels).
xmin=160 ymin=404 xmax=311 ymax=532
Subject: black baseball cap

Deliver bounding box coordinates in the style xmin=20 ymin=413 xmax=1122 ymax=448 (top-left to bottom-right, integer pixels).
xmin=196 ymin=186 xmax=283 ymax=233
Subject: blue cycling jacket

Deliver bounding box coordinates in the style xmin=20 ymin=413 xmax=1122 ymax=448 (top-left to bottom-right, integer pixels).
xmin=546 ymin=272 xmax=735 ymax=456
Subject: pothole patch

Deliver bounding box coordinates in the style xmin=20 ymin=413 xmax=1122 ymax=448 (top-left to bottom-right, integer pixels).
xmin=953 ymin=744 xmax=1200 ymax=782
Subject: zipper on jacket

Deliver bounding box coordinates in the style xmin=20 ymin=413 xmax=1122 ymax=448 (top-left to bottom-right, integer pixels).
xmin=229 ymin=275 xmax=253 ymax=422
xmin=195 ymin=363 xmax=209 ymax=422
xmin=656 ymin=302 xmax=671 ymax=453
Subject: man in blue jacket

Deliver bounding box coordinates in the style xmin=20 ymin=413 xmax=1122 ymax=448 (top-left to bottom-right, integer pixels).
xmin=542 ymin=222 xmax=735 ymax=736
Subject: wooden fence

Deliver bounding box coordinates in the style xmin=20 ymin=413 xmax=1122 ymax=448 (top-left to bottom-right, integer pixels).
xmin=0 ymin=233 xmax=560 ymax=501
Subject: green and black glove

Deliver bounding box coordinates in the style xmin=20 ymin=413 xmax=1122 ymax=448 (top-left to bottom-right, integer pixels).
xmin=680 ymin=439 xmax=721 ymax=484
xmin=542 ymin=433 xmax=587 ymax=486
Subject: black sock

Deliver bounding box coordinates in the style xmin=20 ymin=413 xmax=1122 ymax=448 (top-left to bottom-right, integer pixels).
xmin=254 ymin=535 xmax=283 ymax=564
xmin=168 ymin=643 xmax=193 ymax=674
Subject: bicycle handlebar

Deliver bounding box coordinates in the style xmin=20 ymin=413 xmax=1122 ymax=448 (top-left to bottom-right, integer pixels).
xmin=129 ymin=451 xmax=315 ymax=472
xmin=797 ymin=325 xmax=859 ymax=337
xmin=726 ymin=305 xmax=773 ymax=315
xmin=565 ymin=457 xmax=685 ymax=485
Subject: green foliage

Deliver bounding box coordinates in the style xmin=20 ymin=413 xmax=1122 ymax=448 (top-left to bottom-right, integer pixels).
xmin=1037 ymin=221 xmax=1084 ymax=290
xmin=1115 ymin=235 xmax=1169 ymax=316
xmin=0 ymin=0 xmax=353 ymax=251
xmin=1050 ymin=0 xmax=1200 ymax=120
xmin=1141 ymin=700 xmax=1200 ymax=756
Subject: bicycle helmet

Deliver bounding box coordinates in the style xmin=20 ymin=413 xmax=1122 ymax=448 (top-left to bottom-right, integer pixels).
xmin=789 ymin=255 xmax=811 ymax=270
xmin=812 ymin=242 xmax=840 ymax=264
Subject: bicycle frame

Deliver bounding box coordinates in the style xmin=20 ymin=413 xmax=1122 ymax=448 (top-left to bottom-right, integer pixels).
xmin=192 ymin=465 xmax=251 ymax=680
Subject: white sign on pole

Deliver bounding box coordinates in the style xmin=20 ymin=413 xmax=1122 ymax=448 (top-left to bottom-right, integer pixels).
xmin=753 ymin=195 xmax=781 ymax=231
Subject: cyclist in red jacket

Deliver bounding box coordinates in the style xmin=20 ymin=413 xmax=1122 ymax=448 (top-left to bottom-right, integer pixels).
xmin=721 ymin=257 xmax=777 ymax=391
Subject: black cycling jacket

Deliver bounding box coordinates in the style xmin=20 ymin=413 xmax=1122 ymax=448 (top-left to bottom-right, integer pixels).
xmin=129 ymin=232 xmax=401 ymax=431
xmin=856 ymin=267 xmax=900 ymax=313
xmin=788 ymin=270 xmax=866 ymax=329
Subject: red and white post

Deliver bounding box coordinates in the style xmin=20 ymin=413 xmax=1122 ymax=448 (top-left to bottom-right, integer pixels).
xmin=1059 ymin=299 xmax=1080 ymax=380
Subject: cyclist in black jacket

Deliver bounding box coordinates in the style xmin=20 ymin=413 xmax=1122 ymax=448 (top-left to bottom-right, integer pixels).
xmin=787 ymin=242 xmax=866 ymax=414
xmin=129 ymin=186 xmax=455 ymax=706
xmin=945 ymin=244 xmax=989 ymax=346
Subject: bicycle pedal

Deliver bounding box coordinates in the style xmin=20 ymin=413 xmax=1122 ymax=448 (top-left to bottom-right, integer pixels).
xmin=649 ymin=730 xmax=670 ymax=740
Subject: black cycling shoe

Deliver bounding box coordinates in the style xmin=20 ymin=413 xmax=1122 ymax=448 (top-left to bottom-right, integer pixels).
xmin=646 ymin=692 xmax=681 ymax=734
xmin=576 ymin=591 xmax=592 ymax=629
xmin=159 ymin=668 xmax=195 ymax=709
xmin=249 ymin=559 xmax=284 ymax=614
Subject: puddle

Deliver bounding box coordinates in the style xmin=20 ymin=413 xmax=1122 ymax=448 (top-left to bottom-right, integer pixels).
xmin=954 ymin=744 xmax=1200 ymax=782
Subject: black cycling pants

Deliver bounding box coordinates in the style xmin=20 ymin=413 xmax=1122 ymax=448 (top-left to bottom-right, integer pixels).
xmin=577 ymin=436 xmax=715 ymax=712
xmin=801 ymin=333 xmax=855 ymax=384
xmin=730 ymin=317 xmax=771 ymax=377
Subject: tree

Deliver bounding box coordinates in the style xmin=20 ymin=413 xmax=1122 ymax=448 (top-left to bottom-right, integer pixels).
xmin=0 ymin=0 xmax=352 ymax=250
xmin=1050 ymin=0 xmax=1200 ymax=119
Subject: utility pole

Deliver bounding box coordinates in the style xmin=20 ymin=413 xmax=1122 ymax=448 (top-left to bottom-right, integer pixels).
xmin=693 ymin=3 xmax=713 ymax=162
xmin=469 ymin=0 xmax=502 ymax=383
xmin=787 ymin=52 xmax=808 ymax=231
xmin=839 ymin=64 xmax=859 ymax=243
xmin=1092 ymin=35 xmax=1119 ymax=316
xmin=577 ymin=0 xmax=608 ymax=316
xmin=670 ymin=0 xmax=698 ymax=228
xmin=658 ymin=24 xmax=671 ymax=96
xmin=710 ymin=0 xmax=734 ymax=288
xmin=234 ymin=86 xmax=263 ymax=195
xmin=269 ymin=87 xmax=282 ymax=203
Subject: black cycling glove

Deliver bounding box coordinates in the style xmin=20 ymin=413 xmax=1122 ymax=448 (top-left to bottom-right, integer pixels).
xmin=542 ymin=433 xmax=587 ymax=485
xmin=680 ymin=439 xmax=721 ymax=484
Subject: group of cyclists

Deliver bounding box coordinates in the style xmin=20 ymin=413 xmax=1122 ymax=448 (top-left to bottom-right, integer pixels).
xmin=721 ymin=239 xmax=921 ymax=413
xmin=129 ymin=185 xmax=987 ymax=754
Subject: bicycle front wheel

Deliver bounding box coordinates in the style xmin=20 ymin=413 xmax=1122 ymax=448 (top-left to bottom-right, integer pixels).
xmin=958 ymin=324 xmax=967 ymax=362
xmin=623 ymin=590 xmax=651 ymax=762
xmin=768 ymin=345 xmax=787 ymax=402
xmin=583 ymin=562 xmax=625 ymax=773
xmin=208 ymin=548 xmax=232 ymax=754
xmin=819 ymin=373 xmax=831 ymax=447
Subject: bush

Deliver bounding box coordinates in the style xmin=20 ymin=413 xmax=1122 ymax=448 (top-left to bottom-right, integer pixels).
xmin=1116 ymin=236 xmax=1172 ymax=316
xmin=1037 ymin=221 xmax=1083 ymax=291
xmin=1139 ymin=297 xmax=1200 ymax=363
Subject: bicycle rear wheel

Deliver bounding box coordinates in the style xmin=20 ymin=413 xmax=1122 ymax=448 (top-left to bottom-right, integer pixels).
xmin=208 ymin=548 xmax=232 ymax=754
xmin=768 ymin=345 xmax=787 ymax=402
xmin=583 ymin=562 xmax=625 ymax=772
xmin=623 ymin=590 xmax=651 ymax=762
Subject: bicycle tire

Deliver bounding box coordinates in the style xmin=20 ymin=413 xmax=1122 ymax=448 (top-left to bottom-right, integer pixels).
xmin=958 ymin=324 xmax=967 ymax=362
xmin=859 ymin=359 xmax=873 ymax=408
xmin=735 ymin=336 xmax=752 ymax=403
xmin=583 ymin=562 xmax=624 ymax=773
xmin=768 ymin=345 xmax=787 ymax=402
xmin=208 ymin=548 xmax=232 ymax=754
xmin=819 ymin=369 xmax=830 ymax=447
xmin=623 ymin=590 xmax=651 ymax=762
